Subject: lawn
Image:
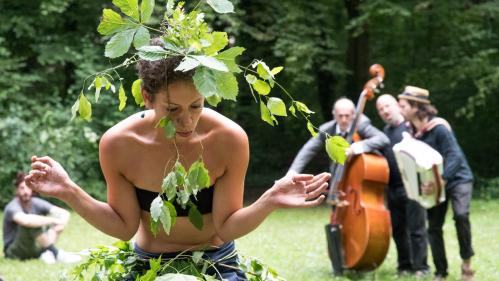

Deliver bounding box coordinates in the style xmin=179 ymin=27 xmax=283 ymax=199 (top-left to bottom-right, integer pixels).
xmin=1 ymin=198 xmax=498 ymax=281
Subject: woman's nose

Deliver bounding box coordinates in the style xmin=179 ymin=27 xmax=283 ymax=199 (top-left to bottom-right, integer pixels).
xmin=177 ymin=112 xmax=193 ymax=128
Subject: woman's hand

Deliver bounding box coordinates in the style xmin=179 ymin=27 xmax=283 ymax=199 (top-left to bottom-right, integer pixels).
xmin=268 ymin=172 xmax=330 ymax=208
xmin=25 ymin=156 xmax=74 ymax=200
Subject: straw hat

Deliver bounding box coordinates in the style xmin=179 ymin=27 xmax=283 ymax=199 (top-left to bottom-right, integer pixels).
xmin=398 ymin=86 xmax=430 ymax=104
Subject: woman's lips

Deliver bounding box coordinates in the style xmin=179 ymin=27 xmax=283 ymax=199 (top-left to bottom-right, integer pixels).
xmin=176 ymin=131 xmax=192 ymax=137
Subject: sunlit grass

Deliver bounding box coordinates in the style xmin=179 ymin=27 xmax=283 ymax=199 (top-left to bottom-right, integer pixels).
xmin=1 ymin=199 xmax=497 ymax=281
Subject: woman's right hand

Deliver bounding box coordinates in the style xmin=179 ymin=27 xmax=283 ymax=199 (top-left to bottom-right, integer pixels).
xmin=25 ymin=156 xmax=74 ymax=200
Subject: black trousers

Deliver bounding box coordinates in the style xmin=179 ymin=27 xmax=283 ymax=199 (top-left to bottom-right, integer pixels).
xmin=387 ymin=186 xmax=429 ymax=272
xmin=427 ymin=181 xmax=474 ymax=277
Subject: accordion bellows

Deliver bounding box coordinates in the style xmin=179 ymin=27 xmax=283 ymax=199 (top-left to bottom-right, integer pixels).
xmin=393 ymin=132 xmax=445 ymax=208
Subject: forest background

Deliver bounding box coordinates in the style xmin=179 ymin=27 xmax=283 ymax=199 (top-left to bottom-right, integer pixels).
xmin=1 ymin=0 xmax=498 ymax=206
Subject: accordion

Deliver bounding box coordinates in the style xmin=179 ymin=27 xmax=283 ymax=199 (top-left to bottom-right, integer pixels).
xmin=393 ymin=132 xmax=445 ymax=208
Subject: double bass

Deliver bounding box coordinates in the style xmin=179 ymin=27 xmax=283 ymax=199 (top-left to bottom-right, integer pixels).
xmin=325 ymin=64 xmax=391 ymax=275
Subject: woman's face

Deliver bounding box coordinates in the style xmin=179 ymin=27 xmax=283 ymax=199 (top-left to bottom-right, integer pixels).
xmin=152 ymin=80 xmax=204 ymax=138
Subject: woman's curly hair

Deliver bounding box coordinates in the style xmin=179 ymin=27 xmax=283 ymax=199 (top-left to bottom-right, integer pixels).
xmin=136 ymin=38 xmax=195 ymax=100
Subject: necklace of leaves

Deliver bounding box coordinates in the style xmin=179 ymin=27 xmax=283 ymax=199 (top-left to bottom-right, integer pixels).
xmin=150 ymin=116 xmax=211 ymax=236
xmin=72 ymin=0 xmax=350 ymax=234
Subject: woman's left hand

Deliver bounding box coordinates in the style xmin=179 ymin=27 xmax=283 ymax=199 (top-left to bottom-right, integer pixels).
xmin=269 ymin=172 xmax=330 ymax=208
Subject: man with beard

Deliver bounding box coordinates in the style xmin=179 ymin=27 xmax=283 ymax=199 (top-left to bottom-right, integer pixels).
xmin=376 ymin=94 xmax=429 ymax=277
xmin=3 ymin=172 xmax=80 ymax=264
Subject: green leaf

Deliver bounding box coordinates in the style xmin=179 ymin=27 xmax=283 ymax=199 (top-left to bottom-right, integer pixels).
xmin=325 ymin=136 xmax=350 ymax=165
xmin=294 ymin=101 xmax=315 ymax=114
xmin=150 ymin=196 xmax=163 ymax=222
xmin=93 ymin=76 xmax=103 ymax=102
xmin=260 ymin=100 xmax=274 ymax=126
xmin=79 ymin=94 xmax=92 ymax=121
xmin=307 ymin=121 xmax=317 ymax=137
xmin=155 ymin=116 xmax=167 ymax=128
xmin=164 ymin=200 xmax=177 ymax=228
xmin=105 ymin=29 xmax=136 ymax=58
xmin=267 ymin=97 xmax=287 ymax=116
xmin=118 ymin=83 xmax=127 ymax=111
xmin=175 ymin=56 xmax=201 ymax=72
xmin=164 ymin=118 xmax=176 ymax=138
xmin=204 ymin=32 xmax=228 ymax=55
xmin=155 ymin=274 xmax=199 ymax=281
xmin=252 ymin=80 xmax=271 ymax=95
xmin=71 ymin=97 xmax=80 ymax=121
xmin=289 ymin=104 xmax=296 ymax=117
xmin=133 ymin=26 xmax=150 ymax=49
xmin=188 ymin=205 xmax=204 ymax=230
xmin=131 ymin=79 xmax=144 ymax=106
xmin=165 ymin=0 xmax=174 ymax=16
xmin=192 ymin=251 xmax=203 ymax=264
xmin=137 ymin=45 xmax=169 ymax=61
xmin=174 ymin=162 xmax=186 ymax=186
xmin=161 ymin=172 xmax=177 ymax=201
xmin=256 ymin=62 xmax=272 ymax=80
xmin=187 ymin=160 xmax=211 ymax=192
xmin=245 ymin=74 xmax=257 ymax=84
xmin=271 ymin=66 xmax=284 ymax=75
xmin=192 ymin=55 xmax=228 ymax=72
xmin=206 ymin=0 xmax=234 ymax=13
xmin=112 ymin=0 xmax=140 ymax=21
xmin=97 ymin=9 xmax=135 ymax=36
xmin=215 ymin=47 xmax=245 ymax=73
xmin=206 ymin=94 xmax=222 ymax=107
xmin=140 ymin=0 xmax=154 ymax=23
xmin=193 ymin=67 xmax=217 ymax=98
xmin=159 ymin=202 xmax=172 ymax=234
xmin=214 ymin=71 xmax=238 ymax=101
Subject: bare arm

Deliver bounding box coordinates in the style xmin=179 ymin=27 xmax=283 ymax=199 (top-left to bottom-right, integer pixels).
xmin=25 ymin=132 xmax=141 ymax=241
xmin=12 ymin=212 xmax=63 ymax=228
xmin=212 ymin=129 xmax=330 ymax=242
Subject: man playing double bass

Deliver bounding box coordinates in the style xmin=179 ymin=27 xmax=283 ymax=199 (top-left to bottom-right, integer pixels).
xmin=287 ymin=97 xmax=389 ymax=177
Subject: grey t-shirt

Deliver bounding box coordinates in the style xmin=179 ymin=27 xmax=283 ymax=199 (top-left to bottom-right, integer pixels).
xmin=3 ymin=197 xmax=53 ymax=251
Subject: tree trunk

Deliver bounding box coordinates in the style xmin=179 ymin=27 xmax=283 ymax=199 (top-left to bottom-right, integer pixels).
xmin=344 ymin=0 xmax=369 ymax=103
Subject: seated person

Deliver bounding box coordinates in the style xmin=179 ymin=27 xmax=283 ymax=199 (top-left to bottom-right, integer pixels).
xmin=2 ymin=172 xmax=81 ymax=264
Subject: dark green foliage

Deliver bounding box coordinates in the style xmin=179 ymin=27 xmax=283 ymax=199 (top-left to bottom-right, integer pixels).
xmin=1 ymin=0 xmax=498 ymax=208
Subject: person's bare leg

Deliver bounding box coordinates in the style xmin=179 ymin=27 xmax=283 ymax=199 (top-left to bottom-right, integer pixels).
xmin=461 ymin=258 xmax=474 ymax=281
xmin=35 ymin=228 xmax=57 ymax=248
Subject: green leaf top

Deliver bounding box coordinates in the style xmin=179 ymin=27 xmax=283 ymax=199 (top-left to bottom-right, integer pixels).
xmin=105 ymin=29 xmax=136 ymax=58
xmin=113 ymin=0 xmax=139 ymax=21
xmin=206 ymin=0 xmax=235 ymax=14
xmin=307 ymin=121 xmax=317 ymax=137
xmin=325 ymin=136 xmax=350 ymax=165
xmin=140 ymin=0 xmax=155 ymax=23
xmin=78 ymin=93 xmax=92 ymax=121
xmin=97 ymin=9 xmax=135 ymax=36
xmin=161 ymin=171 xmax=177 ymax=201
xmin=118 ymin=83 xmax=127 ymax=111
xmin=267 ymin=97 xmax=287 ymax=117
xmin=131 ymin=79 xmax=144 ymax=106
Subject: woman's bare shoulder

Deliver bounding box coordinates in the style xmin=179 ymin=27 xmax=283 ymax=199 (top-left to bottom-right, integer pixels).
xmin=202 ymin=108 xmax=248 ymax=146
xmin=99 ymin=112 xmax=147 ymax=153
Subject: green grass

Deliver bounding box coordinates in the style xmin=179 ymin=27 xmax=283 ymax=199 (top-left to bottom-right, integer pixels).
xmin=1 ymin=199 xmax=498 ymax=281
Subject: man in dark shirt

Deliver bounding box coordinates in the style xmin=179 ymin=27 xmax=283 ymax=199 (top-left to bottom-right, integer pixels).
xmin=398 ymin=86 xmax=475 ymax=281
xmin=376 ymin=94 xmax=429 ymax=277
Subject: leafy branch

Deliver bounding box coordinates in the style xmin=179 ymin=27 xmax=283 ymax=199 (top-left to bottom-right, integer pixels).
xmin=62 ymin=241 xmax=286 ymax=281
xmin=73 ymin=0 xmax=349 ymax=234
